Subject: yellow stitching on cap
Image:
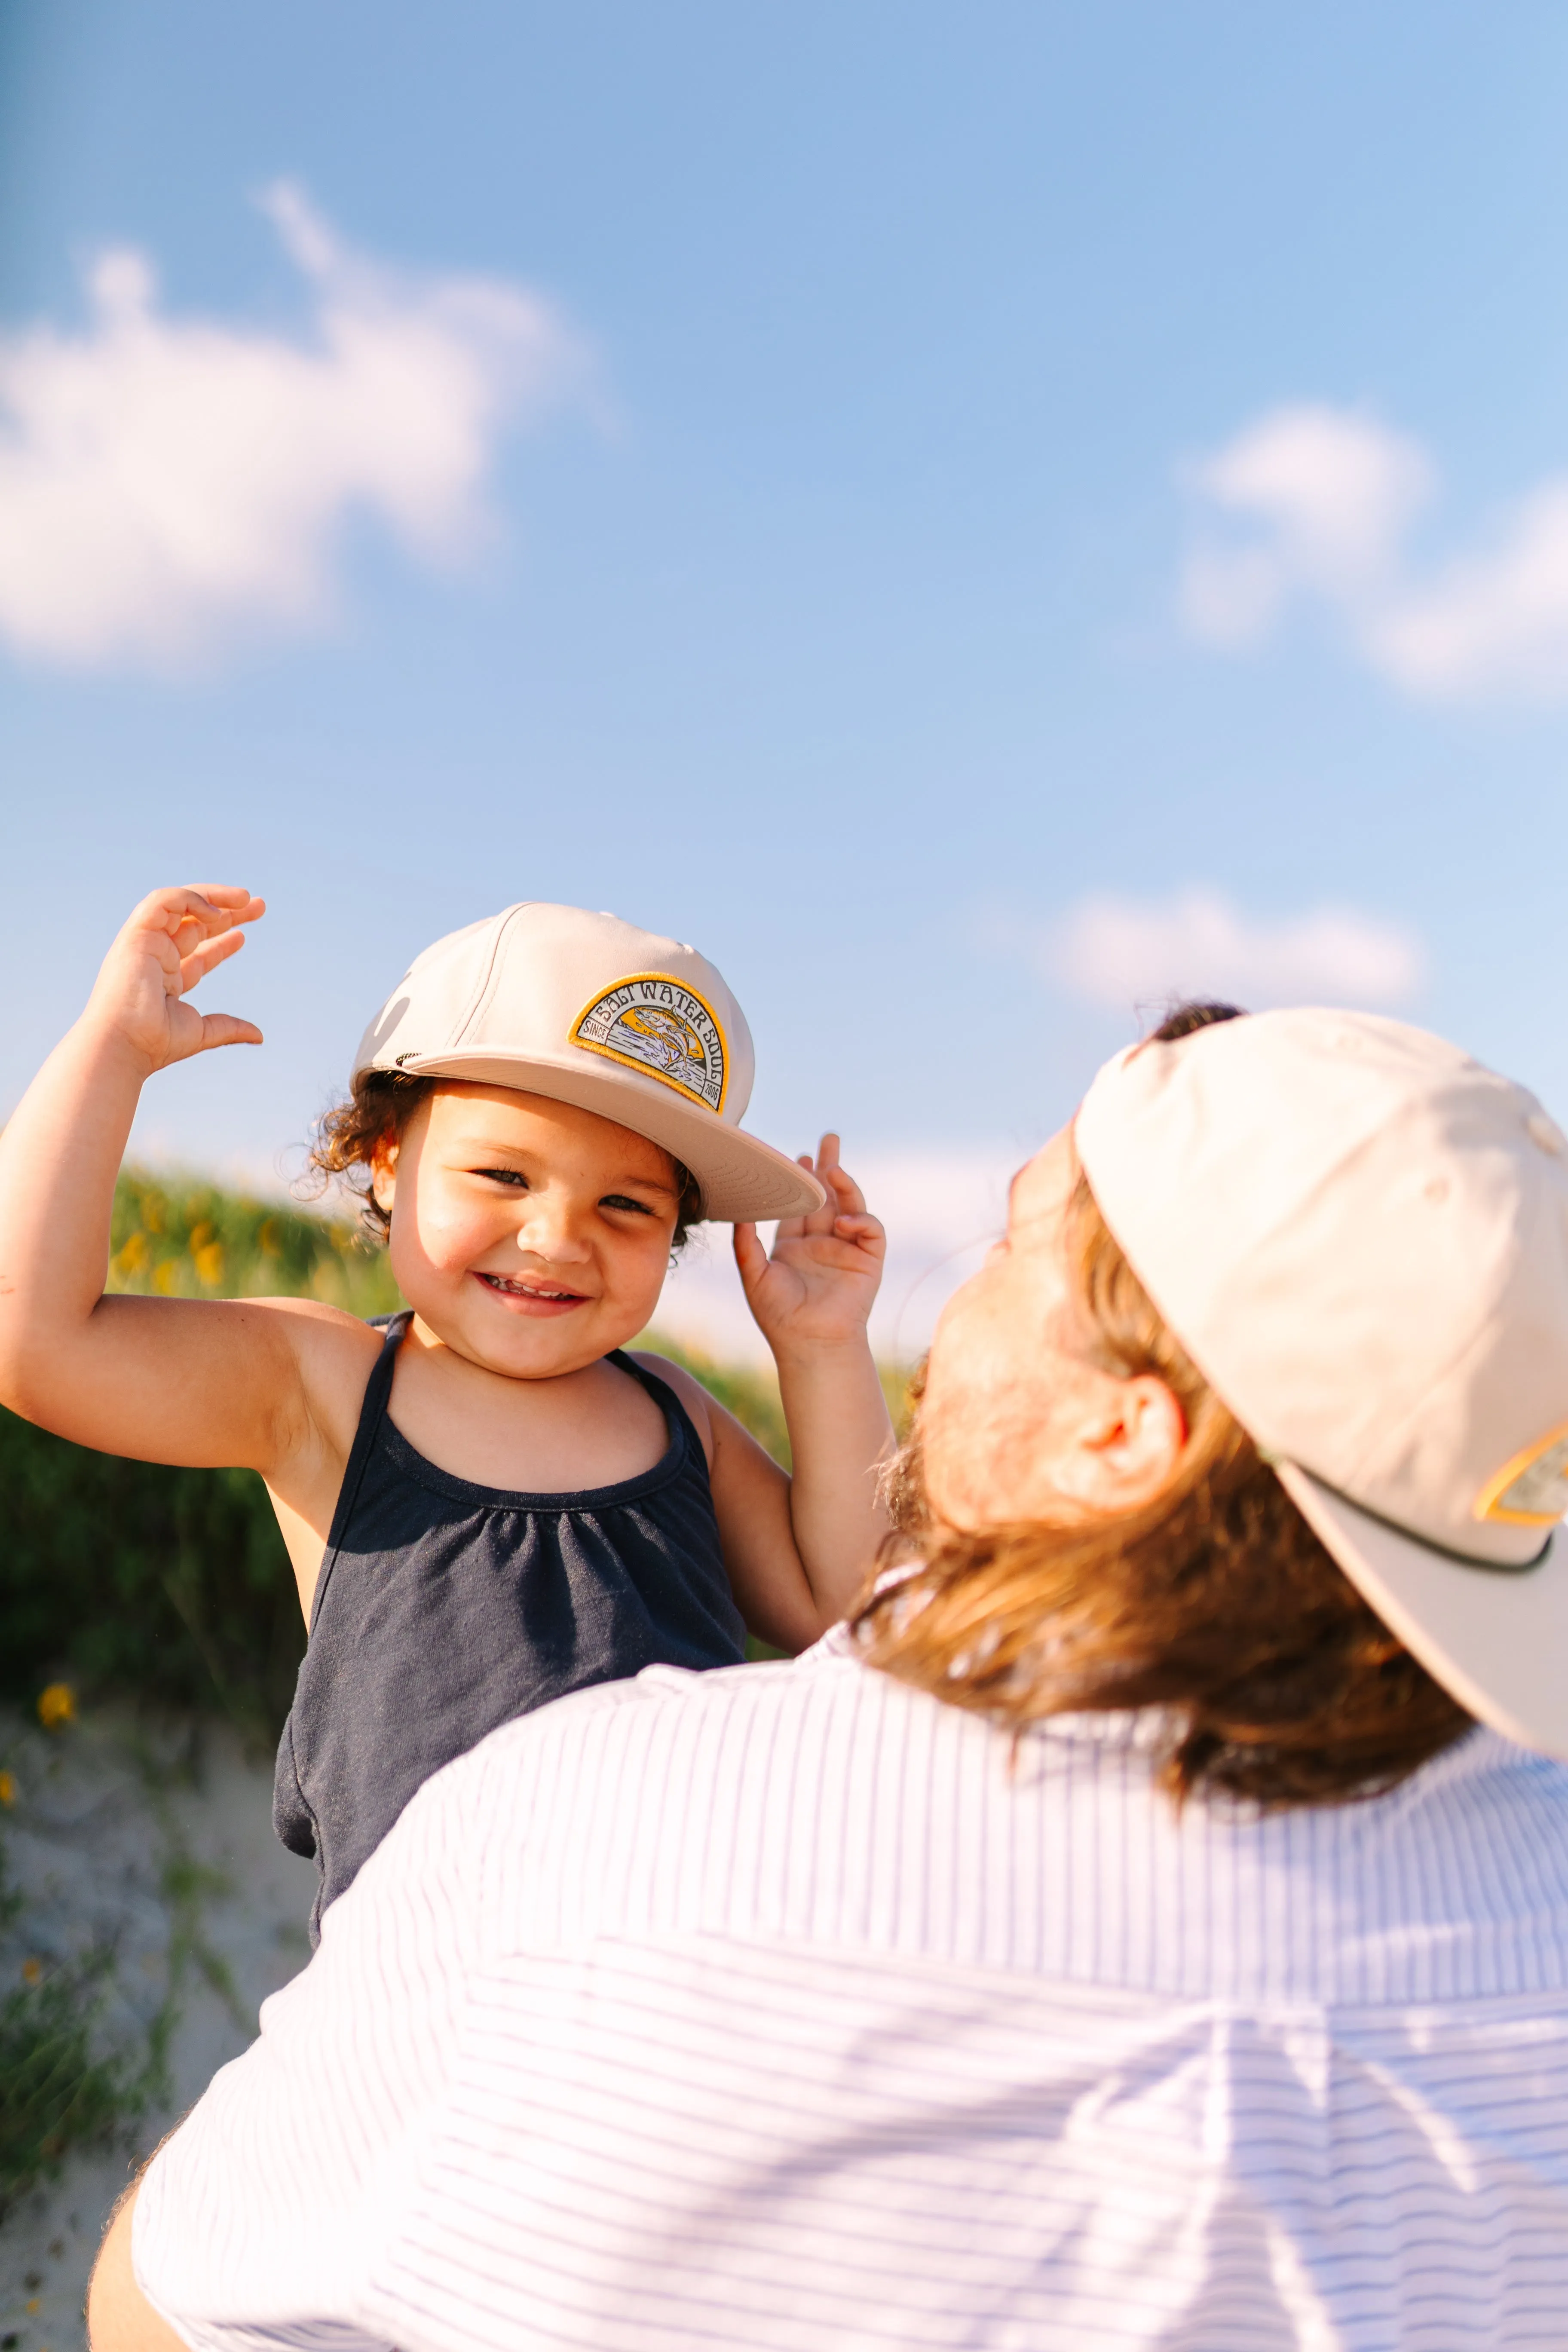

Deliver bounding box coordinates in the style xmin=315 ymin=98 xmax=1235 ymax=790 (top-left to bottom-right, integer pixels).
xmin=569 ymin=973 xmax=729 ymax=1115
xmin=1474 ymin=1418 xmax=1568 ymax=1525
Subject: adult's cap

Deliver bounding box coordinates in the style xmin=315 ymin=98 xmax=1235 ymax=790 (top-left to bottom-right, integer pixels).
xmin=354 ymin=903 xmax=825 ymax=1223
xmin=1075 ymin=1008 xmax=1568 ymax=1759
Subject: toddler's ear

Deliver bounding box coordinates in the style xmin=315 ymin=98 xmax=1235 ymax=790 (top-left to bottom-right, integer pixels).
xmin=370 ymin=1133 xmax=400 ymax=1216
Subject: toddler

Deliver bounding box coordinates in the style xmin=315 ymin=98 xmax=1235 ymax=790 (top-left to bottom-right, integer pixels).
xmin=0 ymin=888 xmax=893 ymax=1936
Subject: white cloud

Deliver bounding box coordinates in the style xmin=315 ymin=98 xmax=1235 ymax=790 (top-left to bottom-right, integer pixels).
xmin=1182 ymin=402 xmax=1568 ymax=701
xmin=1182 ymin=405 xmax=1429 ymax=646
xmin=1040 ymin=888 xmax=1425 ymax=1012
xmin=0 ymin=184 xmax=583 ymax=668
xmin=1367 ymin=482 xmax=1568 ymax=697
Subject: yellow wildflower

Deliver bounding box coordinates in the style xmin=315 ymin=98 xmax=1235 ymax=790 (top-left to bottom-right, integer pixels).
xmin=258 ymin=1216 xmax=281 ymax=1257
xmin=189 ymin=1219 xmax=214 ymax=1250
xmin=21 ymin=1958 xmax=41 ymax=1986
xmin=0 ymin=1768 xmax=15 ymax=1806
xmin=37 ymin=1682 xmax=75 ymax=1730
xmin=113 ymin=1229 xmax=150 ymax=1276
xmin=193 ymin=1240 xmax=224 ymax=1287
xmin=152 ymin=1259 xmax=177 ymax=1295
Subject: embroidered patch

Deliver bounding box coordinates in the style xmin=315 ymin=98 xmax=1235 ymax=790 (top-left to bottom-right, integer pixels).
xmin=570 ymin=974 xmax=728 ymax=1113
xmin=1475 ymin=1420 xmax=1568 ymax=1525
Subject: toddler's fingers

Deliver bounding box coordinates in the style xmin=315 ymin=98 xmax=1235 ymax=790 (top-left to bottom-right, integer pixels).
xmin=186 ymin=885 xmax=264 ymax=914
xmin=179 ymin=927 xmax=249 ymax=990
xmin=799 ymin=1145 xmax=841 ymax=1234
xmin=797 ymin=1234 xmax=883 ymax=1277
xmin=193 ymin=1013 xmax=264 ymax=1053
xmin=184 ymin=890 xmax=266 ymax=944
xmin=732 ymin=1222 xmax=768 ymax=1286
xmin=834 ymin=1212 xmax=885 ymax=1252
xmin=139 ymin=885 xmax=262 ymax=936
xmin=825 ymin=1159 xmax=867 ymax=1216
xmin=777 ymin=1151 xmax=824 ymax=1239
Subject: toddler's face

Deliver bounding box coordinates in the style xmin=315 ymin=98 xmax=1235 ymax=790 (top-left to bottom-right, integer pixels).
xmin=375 ymin=1083 xmax=683 ymax=1377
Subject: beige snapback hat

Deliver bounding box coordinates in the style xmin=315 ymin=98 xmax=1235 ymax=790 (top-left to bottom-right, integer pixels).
xmin=1075 ymin=1008 xmax=1568 ymax=1758
xmin=354 ymin=903 xmax=826 ymax=1223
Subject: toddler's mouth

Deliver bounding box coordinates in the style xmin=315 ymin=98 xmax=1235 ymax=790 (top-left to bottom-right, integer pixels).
xmin=476 ymin=1271 xmax=590 ymax=1315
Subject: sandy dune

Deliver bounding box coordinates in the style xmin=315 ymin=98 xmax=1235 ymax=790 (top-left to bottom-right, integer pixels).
xmin=0 ymin=1705 xmax=316 ymax=2347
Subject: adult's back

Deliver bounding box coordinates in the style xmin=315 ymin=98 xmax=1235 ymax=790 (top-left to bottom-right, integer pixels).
xmin=130 ymin=1647 xmax=1568 ymax=2349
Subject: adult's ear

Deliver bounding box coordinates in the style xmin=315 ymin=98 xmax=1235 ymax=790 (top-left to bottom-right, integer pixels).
xmin=1060 ymin=1371 xmax=1188 ymax=1516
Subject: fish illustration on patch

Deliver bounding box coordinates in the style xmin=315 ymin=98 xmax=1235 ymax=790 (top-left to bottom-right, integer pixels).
xmin=570 ymin=974 xmax=729 ymax=1113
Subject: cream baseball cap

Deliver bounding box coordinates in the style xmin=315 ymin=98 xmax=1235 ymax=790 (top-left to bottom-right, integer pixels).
xmin=354 ymin=903 xmax=826 ymax=1223
xmin=1075 ymin=1008 xmax=1568 ymax=1758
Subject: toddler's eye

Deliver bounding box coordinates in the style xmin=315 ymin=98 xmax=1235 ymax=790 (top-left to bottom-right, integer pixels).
xmin=476 ymin=1167 xmax=529 ymax=1188
xmin=600 ymin=1193 xmax=655 ymax=1216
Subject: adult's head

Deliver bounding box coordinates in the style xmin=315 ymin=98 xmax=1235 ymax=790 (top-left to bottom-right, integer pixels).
xmin=862 ymin=1001 xmax=1568 ymax=1803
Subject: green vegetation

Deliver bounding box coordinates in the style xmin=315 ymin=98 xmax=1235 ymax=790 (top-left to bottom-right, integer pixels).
xmin=0 ymin=1174 xmax=400 ymax=1750
xmin=0 ymin=1735 xmax=261 ymax=2226
xmin=109 ymin=1167 xmax=401 ymax=1318
xmin=0 ymin=1957 xmax=141 ymax=2225
xmin=0 ymin=1840 xmax=151 ymax=2226
xmin=0 ymin=1428 xmax=310 ymax=1748
xmin=0 ymin=1173 xmax=405 ymax=2220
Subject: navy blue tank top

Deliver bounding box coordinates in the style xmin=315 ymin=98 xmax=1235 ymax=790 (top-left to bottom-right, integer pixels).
xmin=273 ymin=1313 xmax=744 ymax=1938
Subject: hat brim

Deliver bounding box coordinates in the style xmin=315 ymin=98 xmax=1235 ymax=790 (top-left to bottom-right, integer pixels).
xmin=374 ymin=1049 xmax=827 ymax=1223
xmin=1276 ymin=1461 xmax=1568 ymax=1759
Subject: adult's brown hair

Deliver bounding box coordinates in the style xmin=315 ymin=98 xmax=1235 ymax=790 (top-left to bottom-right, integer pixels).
xmin=855 ymin=1003 xmax=1473 ymax=1808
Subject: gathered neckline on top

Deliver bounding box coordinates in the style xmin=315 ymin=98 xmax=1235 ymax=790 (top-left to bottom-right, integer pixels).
xmin=370 ymin=1372 xmax=688 ymax=1513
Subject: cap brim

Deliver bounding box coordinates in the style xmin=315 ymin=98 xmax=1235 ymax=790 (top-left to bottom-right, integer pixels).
xmin=1276 ymin=1461 xmax=1568 ymax=1759
xmin=380 ymin=1049 xmax=826 ymax=1223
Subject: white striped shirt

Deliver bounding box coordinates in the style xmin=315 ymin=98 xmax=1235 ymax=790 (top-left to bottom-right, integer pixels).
xmin=135 ymin=1633 xmax=1568 ymax=2350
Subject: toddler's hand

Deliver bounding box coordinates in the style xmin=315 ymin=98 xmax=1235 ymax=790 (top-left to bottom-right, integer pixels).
xmin=85 ymin=885 xmax=266 ymax=1074
xmin=734 ymin=1134 xmax=885 ymax=1360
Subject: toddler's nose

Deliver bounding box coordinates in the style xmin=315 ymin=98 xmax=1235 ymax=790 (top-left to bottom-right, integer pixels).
xmin=515 ymin=1198 xmax=591 ymax=1262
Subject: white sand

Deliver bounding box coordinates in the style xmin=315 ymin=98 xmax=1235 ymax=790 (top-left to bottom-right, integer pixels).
xmin=0 ymin=1705 xmax=316 ymax=2349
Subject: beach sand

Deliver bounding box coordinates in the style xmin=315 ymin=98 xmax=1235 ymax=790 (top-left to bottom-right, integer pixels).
xmin=0 ymin=1705 xmax=315 ymax=2348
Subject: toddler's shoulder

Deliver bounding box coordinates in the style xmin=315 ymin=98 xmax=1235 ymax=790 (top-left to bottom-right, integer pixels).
xmin=624 ymin=1348 xmax=715 ymax=1453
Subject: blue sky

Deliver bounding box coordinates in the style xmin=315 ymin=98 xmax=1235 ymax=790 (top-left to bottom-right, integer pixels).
xmin=5 ymin=2 xmax=1568 ymax=1348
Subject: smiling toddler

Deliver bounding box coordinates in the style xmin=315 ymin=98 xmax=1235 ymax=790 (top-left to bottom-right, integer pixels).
xmin=0 ymin=889 xmax=893 ymax=1937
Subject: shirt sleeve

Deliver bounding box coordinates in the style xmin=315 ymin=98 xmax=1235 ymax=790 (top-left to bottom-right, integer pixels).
xmin=132 ymin=1740 xmax=492 ymax=2352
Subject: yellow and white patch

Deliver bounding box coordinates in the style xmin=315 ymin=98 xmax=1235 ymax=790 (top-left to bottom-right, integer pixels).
xmin=1476 ymin=1419 xmax=1568 ymax=1525
xmin=570 ymin=973 xmax=728 ymax=1113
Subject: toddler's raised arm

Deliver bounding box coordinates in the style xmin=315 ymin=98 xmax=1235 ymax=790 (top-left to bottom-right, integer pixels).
xmin=0 ymin=887 xmax=337 ymax=1482
xmin=653 ymin=1136 xmax=894 ymax=1651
